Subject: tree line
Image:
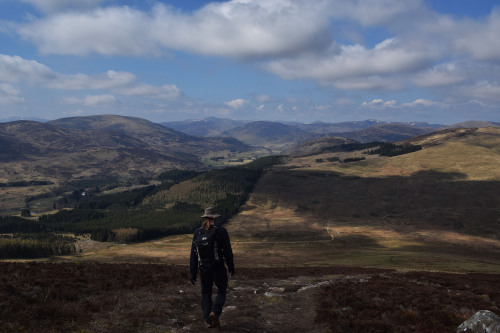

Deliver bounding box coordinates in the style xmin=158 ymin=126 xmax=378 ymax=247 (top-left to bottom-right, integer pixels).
xmin=0 ymin=180 xmax=53 ymax=187
xmin=0 ymin=233 xmax=76 ymax=259
xmin=366 ymin=143 xmax=422 ymax=156
xmin=0 ymin=156 xmax=282 ymax=257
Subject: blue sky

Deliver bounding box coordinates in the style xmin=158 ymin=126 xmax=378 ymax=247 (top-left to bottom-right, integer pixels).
xmin=0 ymin=0 xmax=499 ymax=124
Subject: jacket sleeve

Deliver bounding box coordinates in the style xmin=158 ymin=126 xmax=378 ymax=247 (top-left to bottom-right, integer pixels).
xmin=218 ymin=227 xmax=235 ymax=273
xmin=189 ymin=229 xmax=199 ymax=277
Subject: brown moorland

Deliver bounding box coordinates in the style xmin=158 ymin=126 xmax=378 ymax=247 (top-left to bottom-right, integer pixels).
xmin=1 ymin=262 xmax=500 ymax=332
xmin=2 ymin=126 xmax=500 ymax=331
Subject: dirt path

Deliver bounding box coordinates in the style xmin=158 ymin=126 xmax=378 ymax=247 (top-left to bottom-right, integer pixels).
xmin=170 ymin=275 xmax=332 ymax=332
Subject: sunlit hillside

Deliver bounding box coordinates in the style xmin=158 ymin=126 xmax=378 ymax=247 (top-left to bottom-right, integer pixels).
xmin=285 ymin=127 xmax=500 ymax=180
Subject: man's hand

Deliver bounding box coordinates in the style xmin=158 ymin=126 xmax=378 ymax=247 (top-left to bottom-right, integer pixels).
xmin=190 ymin=276 xmax=196 ymax=285
xmin=230 ymin=270 xmax=235 ymax=277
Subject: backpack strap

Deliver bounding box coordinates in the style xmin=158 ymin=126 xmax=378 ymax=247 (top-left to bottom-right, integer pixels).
xmin=213 ymin=226 xmax=220 ymax=262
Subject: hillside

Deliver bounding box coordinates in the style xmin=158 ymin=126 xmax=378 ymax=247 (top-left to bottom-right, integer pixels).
xmin=159 ymin=117 xmax=442 ymax=150
xmin=325 ymin=123 xmax=436 ymax=143
xmin=295 ymin=119 xmax=387 ymax=134
xmin=51 ymin=125 xmax=500 ymax=271
xmin=2 ymin=122 xmax=500 ymax=332
xmin=0 ymin=115 xmax=252 ymax=183
xmin=286 ymin=127 xmax=500 ymax=180
xmin=287 ymin=136 xmax=359 ymax=157
xmin=447 ymin=120 xmax=500 ymax=129
xmin=222 ymin=121 xmax=319 ymax=150
xmin=163 ymin=117 xmax=443 ymax=137
xmin=161 ymin=117 xmax=247 ymax=136
xmin=47 ymin=114 xmax=250 ymax=157
xmin=215 ymin=121 xmax=436 ymax=150
xmin=0 ymin=120 xmax=150 ymax=158
xmin=390 ymin=127 xmax=500 ymax=180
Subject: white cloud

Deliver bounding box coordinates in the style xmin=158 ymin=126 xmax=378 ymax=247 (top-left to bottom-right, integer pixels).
xmin=151 ymin=1 xmax=332 ymax=59
xmin=50 ymin=70 xmax=136 ymax=90
xmin=14 ymin=0 xmax=434 ymax=60
xmin=265 ymin=38 xmax=435 ymax=84
xmin=0 ymin=83 xmax=25 ymax=104
xmin=224 ymin=98 xmax=246 ymax=109
xmin=361 ymin=98 xmax=448 ymax=110
xmin=83 ymin=94 xmax=116 ymax=106
xmin=464 ymin=81 xmax=500 ymax=102
xmin=413 ymin=63 xmax=466 ymax=87
xmin=401 ymin=98 xmax=445 ymax=108
xmin=18 ymin=6 xmax=160 ymax=56
xmin=0 ymin=55 xmax=184 ymax=105
xmin=63 ymin=94 xmax=116 ymax=106
xmin=17 ymin=1 xmax=332 ymax=58
xmin=0 ymin=54 xmax=56 ymax=82
xmin=0 ymin=55 xmax=137 ymax=90
xmin=453 ymin=9 xmax=500 ymax=61
xmin=361 ymin=99 xmax=397 ymax=108
xmin=114 ymin=83 xmax=182 ymax=100
xmin=6 ymin=0 xmax=500 ymax=122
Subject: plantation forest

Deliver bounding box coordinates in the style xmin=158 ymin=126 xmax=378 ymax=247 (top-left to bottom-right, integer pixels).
xmin=0 ymin=156 xmax=284 ymax=258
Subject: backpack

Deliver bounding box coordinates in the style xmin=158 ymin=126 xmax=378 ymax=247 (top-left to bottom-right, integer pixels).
xmin=194 ymin=226 xmax=220 ymax=270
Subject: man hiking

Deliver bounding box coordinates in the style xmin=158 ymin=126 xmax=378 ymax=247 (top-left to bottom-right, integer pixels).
xmin=190 ymin=207 xmax=235 ymax=328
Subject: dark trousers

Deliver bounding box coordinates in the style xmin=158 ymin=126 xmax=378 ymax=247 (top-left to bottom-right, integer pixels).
xmin=200 ymin=264 xmax=228 ymax=323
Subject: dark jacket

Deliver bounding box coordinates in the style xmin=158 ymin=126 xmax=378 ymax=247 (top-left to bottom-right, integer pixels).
xmin=190 ymin=225 xmax=234 ymax=278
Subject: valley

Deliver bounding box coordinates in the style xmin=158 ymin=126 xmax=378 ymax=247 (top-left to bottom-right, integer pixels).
xmin=1 ymin=115 xmax=500 ymax=331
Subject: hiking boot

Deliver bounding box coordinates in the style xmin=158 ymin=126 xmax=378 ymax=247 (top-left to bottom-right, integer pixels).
xmin=209 ymin=312 xmax=220 ymax=329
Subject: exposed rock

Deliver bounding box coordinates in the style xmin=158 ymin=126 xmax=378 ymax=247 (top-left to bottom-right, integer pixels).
xmin=457 ymin=310 xmax=500 ymax=333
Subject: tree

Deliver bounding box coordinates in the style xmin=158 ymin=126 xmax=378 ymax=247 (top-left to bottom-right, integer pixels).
xmin=21 ymin=209 xmax=31 ymax=217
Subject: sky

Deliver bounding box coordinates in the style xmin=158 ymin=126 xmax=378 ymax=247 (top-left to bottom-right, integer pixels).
xmin=0 ymin=0 xmax=499 ymax=125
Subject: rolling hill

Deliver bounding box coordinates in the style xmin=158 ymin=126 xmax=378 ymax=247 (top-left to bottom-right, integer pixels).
xmin=325 ymin=123 xmax=436 ymax=143
xmin=48 ymin=114 xmax=249 ymax=155
xmin=221 ymin=121 xmax=319 ymax=150
xmin=165 ymin=117 xmax=441 ymax=151
xmin=447 ymin=120 xmax=500 ymax=129
xmin=285 ymin=126 xmax=500 ymax=180
xmin=295 ymin=119 xmax=441 ymax=134
xmin=287 ymin=136 xmax=359 ymax=157
xmin=0 ymin=115 xmax=250 ymax=183
xmin=161 ymin=117 xmax=248 ymax=136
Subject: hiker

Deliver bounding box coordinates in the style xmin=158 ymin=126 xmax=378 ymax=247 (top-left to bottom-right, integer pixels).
xmin=190 ymin=207 xmax=235 ymax=329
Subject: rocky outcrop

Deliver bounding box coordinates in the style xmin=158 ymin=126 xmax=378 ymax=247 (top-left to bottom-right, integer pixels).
xmin=457 ymin=310 xmax=500 ymax=333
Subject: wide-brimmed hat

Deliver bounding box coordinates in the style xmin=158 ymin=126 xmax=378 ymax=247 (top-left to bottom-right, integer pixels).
xmin=201 ymin=207 xmax=220 ymax=219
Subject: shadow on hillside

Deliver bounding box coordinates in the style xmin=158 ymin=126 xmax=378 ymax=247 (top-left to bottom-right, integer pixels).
xmin=254 ymin=168 xmax=500 ymax=240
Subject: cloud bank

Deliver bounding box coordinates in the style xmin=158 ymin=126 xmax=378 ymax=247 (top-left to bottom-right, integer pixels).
xmin=1 ymin=0 xmax=500 ymax=122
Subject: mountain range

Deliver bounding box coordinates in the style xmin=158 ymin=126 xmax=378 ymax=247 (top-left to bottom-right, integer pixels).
xmin=1 ymin=114 xmax=499 ymax=183
xmin=163 ymin=118 xmax=499 ymax=151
